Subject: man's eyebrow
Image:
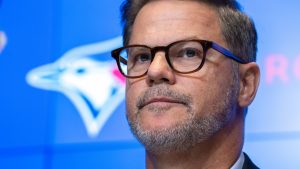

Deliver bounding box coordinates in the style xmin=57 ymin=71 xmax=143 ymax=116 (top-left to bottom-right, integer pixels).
xmin=129 ymin=36 xmax=207 ymax=47
xmin=182 ymin=36 xmax=200 ymax=40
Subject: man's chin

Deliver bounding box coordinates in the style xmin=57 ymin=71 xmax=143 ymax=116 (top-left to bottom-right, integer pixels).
xmin=136 ymin=107 xmax=190 ymax=130
xmin=129 ymin=118 xmax=197 ymax=154
xmin=138 ymin=117 xmax=185 ymax=131
xmin=128 ymin=110 xmax=230 ymax=154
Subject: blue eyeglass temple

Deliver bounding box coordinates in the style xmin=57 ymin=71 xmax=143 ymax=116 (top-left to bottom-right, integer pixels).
xmin=211 ymin=42 xmax=247 ymax=64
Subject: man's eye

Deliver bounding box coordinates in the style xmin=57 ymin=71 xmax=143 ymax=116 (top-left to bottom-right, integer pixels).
xmin=136 ymin=53 xmax=151 ymax=62
xmin=181 ymin=48 xmax=199 ymax=58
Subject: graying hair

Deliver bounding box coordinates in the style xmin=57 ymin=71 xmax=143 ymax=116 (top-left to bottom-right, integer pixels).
xmin=120 ymin=0 xmax=257 ymax=62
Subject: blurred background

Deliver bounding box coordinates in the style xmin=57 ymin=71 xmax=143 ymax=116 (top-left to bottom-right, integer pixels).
xmin=0 ymin=0 xmax=299 ymax=168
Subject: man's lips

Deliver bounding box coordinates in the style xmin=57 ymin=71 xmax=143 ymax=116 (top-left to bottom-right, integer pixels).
xmin=140 ymin=97 xmax=185 ymax=108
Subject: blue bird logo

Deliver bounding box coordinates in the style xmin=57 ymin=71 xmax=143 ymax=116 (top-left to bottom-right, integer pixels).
xmin=26 ymin=36 xmax=125 ymax=137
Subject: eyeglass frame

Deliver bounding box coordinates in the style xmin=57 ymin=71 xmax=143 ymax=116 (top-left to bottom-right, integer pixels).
xmin=111 ymin=39 xmax=249 ymax=78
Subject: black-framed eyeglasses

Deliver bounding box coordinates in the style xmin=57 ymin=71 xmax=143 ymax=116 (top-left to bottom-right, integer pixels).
xmin=111 ymin=39 xmax=249 ymax=78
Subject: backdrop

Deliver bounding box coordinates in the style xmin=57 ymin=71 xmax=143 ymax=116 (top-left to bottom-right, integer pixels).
xmin=0 ymin=0 xmax=299 ymax=168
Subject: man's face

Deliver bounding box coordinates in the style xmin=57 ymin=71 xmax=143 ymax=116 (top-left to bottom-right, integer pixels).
xmin=125 ymin=1 xmax=240 ymax=153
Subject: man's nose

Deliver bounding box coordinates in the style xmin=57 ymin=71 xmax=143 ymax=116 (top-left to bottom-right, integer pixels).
xmin=146 ymin=52 xmax=176 ymax=86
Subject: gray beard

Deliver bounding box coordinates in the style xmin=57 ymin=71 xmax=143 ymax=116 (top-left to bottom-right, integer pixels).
xmin=127 ymin=110 xmax=231 ymax=154
xmin=127 ymin=70 xmax=239 ymax=154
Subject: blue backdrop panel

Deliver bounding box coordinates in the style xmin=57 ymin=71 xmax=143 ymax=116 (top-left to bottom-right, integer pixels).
xmin=243 ymin=0 xmax=300 ymax=133
xmin=0 ymin=0 xmax=54 ymax=149
xmin=0 ymin=153 xmax=44 ymax=169
xmin=51 ymin=145 xmax=144 ymax=169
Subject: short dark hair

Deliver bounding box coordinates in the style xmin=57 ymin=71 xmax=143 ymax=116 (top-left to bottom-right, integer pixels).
xmin=120 ymin=0 xmax=257 ymax=62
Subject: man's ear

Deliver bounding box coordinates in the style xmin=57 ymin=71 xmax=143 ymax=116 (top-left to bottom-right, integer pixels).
xmin=238 ymin=62 xmax=260 ymax=107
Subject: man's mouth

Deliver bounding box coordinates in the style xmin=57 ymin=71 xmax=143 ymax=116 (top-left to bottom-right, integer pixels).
xmin=139 ymin=97 xmax=186 ymax=109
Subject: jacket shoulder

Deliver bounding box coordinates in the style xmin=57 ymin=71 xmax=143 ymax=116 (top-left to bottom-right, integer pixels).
xmin=242 ymin=153 xmax=259 ymax=169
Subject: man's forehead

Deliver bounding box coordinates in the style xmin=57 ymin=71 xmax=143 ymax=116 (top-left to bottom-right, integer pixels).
xmin=138 ymin=0 xmax=217 ymax=22
xmin=130 ymin=0 xmax=222 ymax=46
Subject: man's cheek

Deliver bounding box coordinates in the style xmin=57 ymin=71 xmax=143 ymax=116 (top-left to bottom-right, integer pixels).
xmin=126 ymin=88 xmax=138 ymax=113
xmin=126 ymin=79 xmax=131 ymax=90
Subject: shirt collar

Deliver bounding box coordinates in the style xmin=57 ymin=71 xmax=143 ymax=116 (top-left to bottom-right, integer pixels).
xmin=230 ymin=153 xmax=245 ymax=169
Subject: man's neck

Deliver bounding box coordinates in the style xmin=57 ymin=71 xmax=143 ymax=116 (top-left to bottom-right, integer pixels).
xmin=145 ymin=114 xmax=244 ymax=169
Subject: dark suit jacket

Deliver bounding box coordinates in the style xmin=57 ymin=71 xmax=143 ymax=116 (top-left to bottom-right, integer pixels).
xmin=242 ymin=153 xmax=259 ymax=169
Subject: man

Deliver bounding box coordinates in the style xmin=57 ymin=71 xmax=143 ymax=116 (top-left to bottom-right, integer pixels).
xmin=111 ymin=0 xmax=260 ymax=168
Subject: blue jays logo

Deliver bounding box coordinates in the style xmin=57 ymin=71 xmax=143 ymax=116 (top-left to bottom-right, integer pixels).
xmin=26 ymin=36 xmax=125 ymax=137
